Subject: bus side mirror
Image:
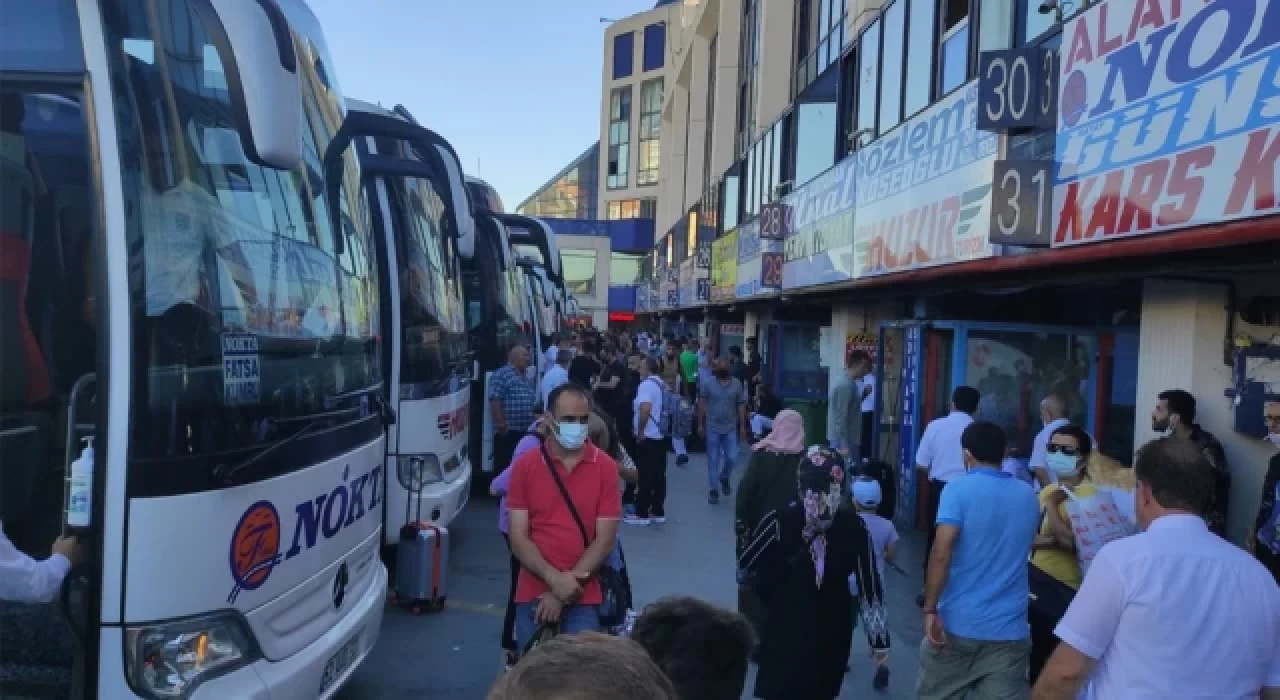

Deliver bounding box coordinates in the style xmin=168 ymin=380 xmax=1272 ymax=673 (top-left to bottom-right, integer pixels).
xmin=196 ymin=0 xmax=302 ymax=171
xmin=434 ymin=143 xmax=475 ymax=259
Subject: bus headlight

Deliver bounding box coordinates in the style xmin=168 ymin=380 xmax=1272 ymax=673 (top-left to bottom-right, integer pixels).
xmin=397 ymin=454 xmax=443 ymax=491
xmin=125 ymin=611 xmax=259 ymax=698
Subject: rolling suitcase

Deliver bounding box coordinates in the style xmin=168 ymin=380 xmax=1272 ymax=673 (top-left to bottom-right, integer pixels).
xmin=393 ymin=474 xmax=448 ymax=614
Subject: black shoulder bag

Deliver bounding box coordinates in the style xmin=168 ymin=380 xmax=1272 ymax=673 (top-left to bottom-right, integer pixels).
xmin=537 ymin=442 xmax=629 ymax=628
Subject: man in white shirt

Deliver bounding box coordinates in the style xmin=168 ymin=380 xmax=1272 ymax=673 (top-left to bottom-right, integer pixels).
xmin=1028 ymin=394 xmax=1071 ymax=489
xmin=628 ymin=358 xmax=669 ymax=525
xmin=1 ymin=525 xmax=81 ymax=603
xmin=544 ymin=334 xmax=570 ymax=376
xmin=541 ymin=349 xmax=570 ymax=410
xmin=1033 ymin=436 xmax=1280 ymax=700
xmin=915 ymin=385 xmax=980 ymax=603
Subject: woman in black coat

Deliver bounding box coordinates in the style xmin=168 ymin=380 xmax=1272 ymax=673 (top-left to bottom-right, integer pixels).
xmin=738 ymin=446 xmax=890 ymax=700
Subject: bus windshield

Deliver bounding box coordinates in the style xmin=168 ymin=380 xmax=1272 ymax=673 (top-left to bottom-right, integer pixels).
xmin=375 ymin=149 xmax=468 ymax=399
xmin=105 ymin=0 xmax=382 ymax=495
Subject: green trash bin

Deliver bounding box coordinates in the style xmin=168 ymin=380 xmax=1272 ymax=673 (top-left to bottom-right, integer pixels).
xmin=783 ymin=398 xmax=828 ymax=446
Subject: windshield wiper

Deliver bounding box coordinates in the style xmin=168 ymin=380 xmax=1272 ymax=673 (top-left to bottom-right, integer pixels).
xmin=212 ymin=406 xmax=359 ymax=485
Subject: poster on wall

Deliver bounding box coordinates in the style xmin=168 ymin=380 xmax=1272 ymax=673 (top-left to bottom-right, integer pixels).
xmin=1052 ymin=0 xmax=1280 ymax=246
xmin=854 ymin=82 xmax=999 ymax=277
xmin=781 ymin=157 xmax=858 ymax=288
xmin=845 ymin=331 xmax=878 ymax=363
xmin=710 ymin=230 xmax=739 ymax=302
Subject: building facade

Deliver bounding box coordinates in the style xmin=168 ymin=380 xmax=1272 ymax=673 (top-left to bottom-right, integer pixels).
xmin=515 ymin=142 xmax=599 ymax=220
xmin=636 ymin=0 xmax=1280 ymax=545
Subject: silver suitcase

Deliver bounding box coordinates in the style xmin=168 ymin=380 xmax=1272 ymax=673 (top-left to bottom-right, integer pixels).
xmin=394 ymin=522 xmax=449 ymax=614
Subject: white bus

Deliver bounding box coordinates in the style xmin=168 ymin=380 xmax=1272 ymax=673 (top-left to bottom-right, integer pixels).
xmin=0 ymin=1 xmax=387 ymax=697
xmin=338 ymin=100 xmax=473 ymax=547
xmin=505 ymin=216 xmax=565 ymax=352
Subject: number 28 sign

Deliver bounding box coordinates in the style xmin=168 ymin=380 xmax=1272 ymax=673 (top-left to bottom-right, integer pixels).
xmin=976 ymin=47 xmax=1057 ymax=132
xmin=760 ymin=252 xmax=784 ymax=289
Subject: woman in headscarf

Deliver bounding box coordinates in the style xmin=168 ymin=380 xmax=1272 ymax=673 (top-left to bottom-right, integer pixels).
xmin=738 ymin=445 xmax=890 ymax=700
xmin=734 ymin=409 xmax=808 ymax=657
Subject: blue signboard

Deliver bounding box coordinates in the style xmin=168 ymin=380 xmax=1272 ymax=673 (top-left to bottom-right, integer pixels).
xmin=780 ymin=158 xmax=858 ymax=288
xmin=895 ymin=326 xmax=923 ymax=529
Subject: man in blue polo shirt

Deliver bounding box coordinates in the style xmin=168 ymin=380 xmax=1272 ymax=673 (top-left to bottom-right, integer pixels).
xmin=919 ymin=421 xmax=1039 ymax=700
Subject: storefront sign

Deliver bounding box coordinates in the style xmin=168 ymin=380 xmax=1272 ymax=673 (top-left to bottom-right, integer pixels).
xmin=677 ymin=258 xmax=695 ymax=307
xmin=1053 ymin=0 xmax=1280 ymax=246
xmin=854 ymin=82 xmax=999 ymax=277
xmin=846 ymin=331 xmax=878 ymax=364
xmin=710 ymin=230 xmax=739 ymax=302
xmin=734 ymin=219 xmax=784 ymax=298
xmin=896 ymin=326 xmax=923 ymax=528
xmin=780 ymin=153 xmax=860 ymax=288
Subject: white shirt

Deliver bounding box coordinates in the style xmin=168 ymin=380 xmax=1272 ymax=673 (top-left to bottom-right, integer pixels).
xmin=1028 ymin=417 xmax=1071 ymax=483
xmin=1056 ymin=515 xmax=1280 ymax=699
xmin=914 ymin=411 xmax=973 ymax=482
xmin=541 ymin=364 xmax=568 ymax=408
xmin=634 ymin=376 xmax=665 ymax=440
xmin=543 ymin=346 xmax=559 ymax=374
xmin=0 ymin=522 xmax=71 ymax=603
xmin=861 ymin=374 xmax=876 ymax=413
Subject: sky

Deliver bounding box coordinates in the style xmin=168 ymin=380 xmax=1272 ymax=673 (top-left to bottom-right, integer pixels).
xmin=309 ymin=0 xmax=661 ymax=210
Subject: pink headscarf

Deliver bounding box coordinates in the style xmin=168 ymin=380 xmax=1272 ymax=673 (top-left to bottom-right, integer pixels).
xmin=753 ymin=409 xmax=805 ymax=454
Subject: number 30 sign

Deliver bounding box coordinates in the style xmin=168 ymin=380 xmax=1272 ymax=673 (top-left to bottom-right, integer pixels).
xmin=976 ymin=47 xmax=1057 ymax=133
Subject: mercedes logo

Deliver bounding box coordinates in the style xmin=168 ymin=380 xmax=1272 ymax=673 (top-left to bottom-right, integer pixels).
xmin=332 ymin=562 xmax=349 ymax=609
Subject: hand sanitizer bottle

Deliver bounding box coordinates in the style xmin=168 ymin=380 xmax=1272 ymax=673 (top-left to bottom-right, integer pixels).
xmin=67 ymin=436 xmax=95 ymax=528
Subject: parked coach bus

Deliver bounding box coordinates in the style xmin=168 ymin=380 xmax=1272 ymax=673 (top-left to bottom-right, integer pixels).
xmin=0 ymin=1 xmax=391 ymax=697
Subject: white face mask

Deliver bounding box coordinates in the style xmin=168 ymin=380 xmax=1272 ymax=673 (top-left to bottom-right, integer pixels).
xmin=554 ymin=421 xmax=588 ymax=450
xmin=1267 ymin=433 xmax=1280 ymax=449
xmin=1045 ymin=451 xmax=1080 ymax=477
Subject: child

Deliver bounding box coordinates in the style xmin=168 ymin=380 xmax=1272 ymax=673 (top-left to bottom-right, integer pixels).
xmin=851 ymin=477 xmax=898 ymax=691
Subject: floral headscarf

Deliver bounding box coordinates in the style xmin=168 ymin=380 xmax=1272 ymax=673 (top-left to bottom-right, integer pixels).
xmin=797 ymin=445 xmax=847 ymax=587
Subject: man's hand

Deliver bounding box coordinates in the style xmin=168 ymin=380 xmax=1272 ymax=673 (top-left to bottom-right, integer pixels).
xmin=924 ymin=612 xmax=948 ymax=648
xmin=534 ymin=593 xmax=564 ymax=624
xmin=547 ymin=570 xmax=583 ymax=603
xmin=52 ymin=535 xmax=82 ymax=567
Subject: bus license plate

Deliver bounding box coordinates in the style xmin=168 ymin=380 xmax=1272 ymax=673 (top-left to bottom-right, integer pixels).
xmin=319 ymin=634 xmax=361 ymax=694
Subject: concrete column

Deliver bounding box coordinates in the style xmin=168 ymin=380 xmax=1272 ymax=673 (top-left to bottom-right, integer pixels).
xmin=756 ymin=0 xmax=796 ymax=139
xmin=1135 ymin=278 xmax=1276 ymax=543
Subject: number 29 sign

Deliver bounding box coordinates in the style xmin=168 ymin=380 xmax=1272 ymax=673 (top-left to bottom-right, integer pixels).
xmin=976 ymin=47 xmax=1057 ymax=132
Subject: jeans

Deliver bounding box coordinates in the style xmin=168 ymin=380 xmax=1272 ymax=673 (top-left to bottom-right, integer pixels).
xmin=706 ymin=430 xmax=738 ymax=490
xmin=513 ymin=602 xmax=600 ymax=656
xmin=634 ymin=438 xmax=668 ymax=518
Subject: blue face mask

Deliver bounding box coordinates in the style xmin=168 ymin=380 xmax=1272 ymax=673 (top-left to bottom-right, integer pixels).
xmin=554 ymin=421 xmax=588 ymax=450
xmin=1045 ymin=451 xmax=1080 ymax=477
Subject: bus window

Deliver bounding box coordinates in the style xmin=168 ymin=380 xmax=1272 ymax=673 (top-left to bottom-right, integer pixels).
xmin=105 ymin=0 xmax=384 ymax=494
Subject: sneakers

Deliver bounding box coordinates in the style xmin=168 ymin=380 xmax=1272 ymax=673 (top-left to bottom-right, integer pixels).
xmin=708 ymin=490 xmax=720 ymax=505
xmin=720 ymin=476 xmax=731 ymax=496
xmin=675 ymin=454 xmax=689 ymax=467
xmin=873 ymin=666 xmax=890 ymax=690
xmin=624 ymin=515 xmax=652 ymax=526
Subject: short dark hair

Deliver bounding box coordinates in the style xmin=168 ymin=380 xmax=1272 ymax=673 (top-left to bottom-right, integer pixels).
xmin=952 ymin=385 xmax=981 ymax=414
xmin=643 ymin=357 xmax=661 ymax=374
xmin=1158 ymin=389 xmax=1197 ymax=425
xmin=630 ymin=597 xmax=755 ymax=700
xmin=728 ymin=345 xmax=743 ymax=358
xmin=488 ymin=632 xmax=676 ymax=700
xmin=847 ymin=350 xmax=872 ymax=368
xmin=547 ymin=382 xmax=592 ymax=415
xmin=1133 ymin=436 xmax=1215 ymax=515
xmin=1049 ymin=423 xmax=1093 ymax=458
xmin=961 ymin=421 xmax=1007 ymax=465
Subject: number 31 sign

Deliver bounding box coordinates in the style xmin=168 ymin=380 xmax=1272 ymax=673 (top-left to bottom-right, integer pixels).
xmin=976 ymin=47 xmax=1057 ymax=133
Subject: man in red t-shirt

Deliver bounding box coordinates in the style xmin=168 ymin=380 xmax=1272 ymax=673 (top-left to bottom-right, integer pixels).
xmin=507 ymin=383 xmax=623 ymax=653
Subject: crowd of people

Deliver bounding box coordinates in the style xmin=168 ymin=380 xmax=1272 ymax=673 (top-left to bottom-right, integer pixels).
xmin=483 ymin=326 xmax=1280 ymax=699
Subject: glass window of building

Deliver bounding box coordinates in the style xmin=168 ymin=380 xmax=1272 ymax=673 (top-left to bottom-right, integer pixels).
xmin=794 ymin=0 xmax=847 ymax=96
xmin=643 ymin=23 xmax=666 ymax=71
xmin=638 ymin=78 xmax=663 ymax=186
xmin=517 ymin=143 xmax=599 ymax=219
xmin=610 ymin=252 xmax=643 ymax=286
xmin=639 ymin=198 xmax=657 ymax=219
xmin=771 ymin=119 xmax=785 ymax=197
xmin=794 ymin=101 xmax=837 ymax=187
xmin=562 ymin=249 xmax=599 ymax=296
xmin=939 ymin=0 xmax=970 ymax=94
xmin=738 ymin=0 xmax=761 ymax=156
xmin=878 ymin=1 xmax=905 ymax=133
xmin=904 ymin=0 xmax=936 ymax=116
xmin=608 ymin=87 xmax=632 ymax=189
xmin=1022 ymin=0 xmax=1056 ymax=45
xmin=979 ymin=0 xmax=1013 ymax=51
xmin=857 ymin=20 xmax=880 ymax=136
xmin=703 ymin=35 xmax=718 ymax=196
xmin=607 ymin=199 xmax=642 ymax=219
xmin=613 ymin=31 xmax=634 ymax=79
xmin=723 ymin=171 xmax=741 ymax=231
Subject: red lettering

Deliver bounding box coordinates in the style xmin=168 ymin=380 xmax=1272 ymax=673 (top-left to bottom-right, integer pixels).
xmin=1065 ymin=19 xmax=1094 ymax=73
xmin=933 ymin=197 xmax=961 ymax=260
xmin=1098 ymin=3 xmax=1125 ymax=56
xmin=913 ymin=203 xmax=933 ymax=264
xmin=1117 ymin=158 xmax=1169 ymax=234
xmin=1127 ymin=0 xmax=1167 ymax=42
xmin=1225 ymin=128 xmax=1280 ymax=216
xmin=1054 ymin=178 xmax=1097 ymax=243
xmin=1158 ymin=145 xmax=1212 ymax=226
xmin=1086 ymin=171 xmax=1126 ymax=238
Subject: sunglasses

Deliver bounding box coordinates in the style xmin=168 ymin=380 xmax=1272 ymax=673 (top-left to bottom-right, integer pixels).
xmin=1046 ymin=443 xmax=1080 ymax=456
xmin=555 ymin=414 xmax=591 ymax=424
